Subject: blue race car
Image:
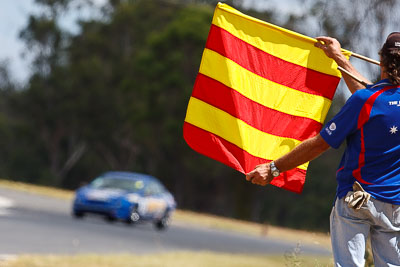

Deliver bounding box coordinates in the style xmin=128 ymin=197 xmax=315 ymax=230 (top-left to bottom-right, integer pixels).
xmin=72 ymin=171 xmax=176 ymax=230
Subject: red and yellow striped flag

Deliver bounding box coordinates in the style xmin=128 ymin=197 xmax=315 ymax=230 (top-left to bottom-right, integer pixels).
xmin=183 ymin=3 xmax=351 ymax=193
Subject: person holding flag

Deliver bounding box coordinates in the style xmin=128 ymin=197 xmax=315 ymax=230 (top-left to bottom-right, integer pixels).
xmin=246 ymin=32 xmax=400 ymax=266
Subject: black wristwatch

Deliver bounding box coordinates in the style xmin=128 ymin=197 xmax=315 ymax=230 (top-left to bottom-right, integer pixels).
xmin=270 ymin=161 xmax=280 ymax=177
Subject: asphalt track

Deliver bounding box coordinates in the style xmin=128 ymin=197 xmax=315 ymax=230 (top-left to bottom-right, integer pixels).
xmin=0 ymin=186 xmax=331 ymax=256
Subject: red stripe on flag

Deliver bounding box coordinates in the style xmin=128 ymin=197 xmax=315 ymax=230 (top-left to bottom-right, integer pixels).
xmin=183 ymin=122 xmax=306 ymax=193
xmin=193 ymin=74 xmax=322 ymax=141
xmin=206 ymin=25 xmax=339 ymax=100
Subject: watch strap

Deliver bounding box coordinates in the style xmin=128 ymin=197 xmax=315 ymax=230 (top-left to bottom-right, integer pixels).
xmin=270 ymin=161 xmax=280 ymax=177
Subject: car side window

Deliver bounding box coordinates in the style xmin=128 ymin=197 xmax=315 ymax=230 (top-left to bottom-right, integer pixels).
xmin=144 ymin=182 xmax=164 ymax=196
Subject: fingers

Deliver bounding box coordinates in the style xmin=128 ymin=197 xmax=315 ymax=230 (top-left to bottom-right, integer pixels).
xmin=315 ymin=36 xmax=333 ymax=43
xmin=314 ymin=36 xmax=345 ymax=62
xmin=245 ymin=163 xmax=273 ymax=186
xmin=314 ymin=41 xmax=324 ymax=49
xmin=314 ymin=37 xmax=331 ymax=49
xmin=245 ymin=170 xmax=255 ymax=181
xmin=315 ymin=36 xmax=338 ymax=46
xmin=245 ymin=164 xmax=264 ymax=181
xmin=251 ymin=176 xmax=268 ymax=186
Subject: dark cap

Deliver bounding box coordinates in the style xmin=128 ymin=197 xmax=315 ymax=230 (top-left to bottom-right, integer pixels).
xmin=383 ymin=32 xmax=400 ymax=51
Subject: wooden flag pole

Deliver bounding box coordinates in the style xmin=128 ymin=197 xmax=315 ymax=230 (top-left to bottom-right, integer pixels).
xmin=337 ymin=66 xmax=368 ymax=86
xmin=351 ymin=52 xmax=381 ymax=66
xmin=336 ymin=51 xmax=380 ymax=86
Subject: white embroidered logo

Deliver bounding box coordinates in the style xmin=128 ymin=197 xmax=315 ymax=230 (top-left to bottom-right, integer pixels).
xmin=329 ymin=123 xmax=337 ymax=131
xmin=388 ymin=100 xmax=400 ymax=106
xmin=390 ymin=126 xmax=398 ymax=134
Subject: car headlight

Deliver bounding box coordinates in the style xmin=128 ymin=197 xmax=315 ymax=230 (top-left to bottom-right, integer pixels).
xmin=126 ymin=193 xmax=140 ymax=204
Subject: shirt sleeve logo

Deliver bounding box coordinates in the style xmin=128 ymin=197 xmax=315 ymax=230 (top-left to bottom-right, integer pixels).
xmin=324 ymin=122 xmax=336 ymax=136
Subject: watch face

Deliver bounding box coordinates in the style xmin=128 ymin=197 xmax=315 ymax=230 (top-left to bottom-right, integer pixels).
xmin=272 ymin=171 xmax=280 ymax=177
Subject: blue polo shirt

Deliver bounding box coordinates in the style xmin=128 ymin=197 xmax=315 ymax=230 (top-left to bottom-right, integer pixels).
xmin=320 ymin=79 xmax=400 ymax=204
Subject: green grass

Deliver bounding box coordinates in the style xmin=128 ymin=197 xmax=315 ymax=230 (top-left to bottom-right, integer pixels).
xmin=4 ymin=251 xmax=333 ymax=267
xmin=173 ymin=209 xmax=331 ymax=249
xmin=0 ymin=179 xmax=74 ymax=200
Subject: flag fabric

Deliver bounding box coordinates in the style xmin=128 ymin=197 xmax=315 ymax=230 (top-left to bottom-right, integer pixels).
xmin=183 ymin=3 xmax=351 ymax=193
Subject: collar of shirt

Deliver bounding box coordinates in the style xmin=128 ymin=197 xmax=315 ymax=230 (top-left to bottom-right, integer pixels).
xmin=368 ymin=78 xmax=392 ymax=89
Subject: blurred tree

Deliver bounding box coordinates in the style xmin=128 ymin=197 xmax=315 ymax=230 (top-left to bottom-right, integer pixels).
xmin=14 ymin=0 xmax=87 ymax=185
xmin=306 ymin=0 xmax=398 ymax=88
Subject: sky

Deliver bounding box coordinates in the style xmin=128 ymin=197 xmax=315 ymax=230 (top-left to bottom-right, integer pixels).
xmin=0 ymin=0 xmax=302 ymax=84
xmin=0 ymin=0 xmax=382 ymax=87
xmin=0 ymin=0 xmax=108 ymax=84
xmin=0 ymin=0 xmax=36 ymax=82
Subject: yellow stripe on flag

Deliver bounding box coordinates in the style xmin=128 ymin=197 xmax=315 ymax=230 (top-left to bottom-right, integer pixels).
xmin=212 ymin=3 xmax=351 ymax=77
xmin=185 ymin=97 xmax=309 ymax=171
xmin=199 ymin=49 xmax=332 ymax=124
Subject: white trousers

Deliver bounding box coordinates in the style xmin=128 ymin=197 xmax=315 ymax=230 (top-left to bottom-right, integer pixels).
xmin=330 ymin=196 xmax=400 ymax=267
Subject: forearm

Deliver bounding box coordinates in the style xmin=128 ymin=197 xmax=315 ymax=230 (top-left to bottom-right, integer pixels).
xmin=315 ymin=36 xmax=371 ymax=94
xmin=245 ymin=134 xmax=331 ymax=185
xmin=274 ymin=134 xmax=330 ymax=172
xmin=335 ymin=56 xmax=371 ymax=94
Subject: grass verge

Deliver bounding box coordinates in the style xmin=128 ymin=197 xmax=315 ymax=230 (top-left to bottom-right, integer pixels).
xmin=0 ymin=179 xmax=74 ymax=200
xmin=3 ymin=251 xmax=333 ymax=267
xmin=173 ymin=209 xmax=331 ymax=249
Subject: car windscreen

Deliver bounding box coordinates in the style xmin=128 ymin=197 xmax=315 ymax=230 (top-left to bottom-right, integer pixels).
xmin=90 ymin=177 xmax=145 ymax=192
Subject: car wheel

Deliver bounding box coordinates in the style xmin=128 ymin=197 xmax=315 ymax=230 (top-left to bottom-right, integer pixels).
xmin=126 ymin=209 xmax=140 ymax=225
xmin=72 ymin=210 xmax=85 ymax=219
xmin=154 ymin=214 xmax=170 ymax=231
xmin=105 ymin=215 xmax=116 ymax=223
